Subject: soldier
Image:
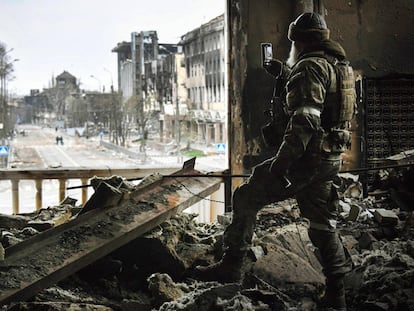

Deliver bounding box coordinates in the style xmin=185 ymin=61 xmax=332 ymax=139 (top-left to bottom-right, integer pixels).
xmin=192 ymin=12 xmax=355 ymax=311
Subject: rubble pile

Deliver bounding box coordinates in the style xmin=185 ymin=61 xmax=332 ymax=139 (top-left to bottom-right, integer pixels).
xmin=0 ymin=166 xmax=413 ymax=311
xmin=336 ymin=165 xmax=414 ymax=311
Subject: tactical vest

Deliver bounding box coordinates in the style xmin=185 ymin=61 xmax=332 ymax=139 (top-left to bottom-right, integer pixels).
xmin=320 ymin=56 xmax=357 ymax=154
xmin=322 ymin=57 xmax=357 ymax=130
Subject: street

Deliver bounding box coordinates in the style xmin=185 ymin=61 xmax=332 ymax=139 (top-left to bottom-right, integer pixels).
xmin=0 ymin=124 xmax=227 ymax=215
xmin=10 ymin=124 xmax=146 ymax=168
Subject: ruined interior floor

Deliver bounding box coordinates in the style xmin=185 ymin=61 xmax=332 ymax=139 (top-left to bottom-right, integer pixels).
xmin=1 ymin=159 xmax=413 ymax=311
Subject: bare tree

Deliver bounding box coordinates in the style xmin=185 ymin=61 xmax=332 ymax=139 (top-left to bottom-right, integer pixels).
xmin=65 ymin=95 xmax=88 ymax=127
xmin=109 ymin=91 xmax=128 ymax=146
xmin=43 ymin=81 xmax=74 ymax=121
xmin=0 ymin=42 xmax=17 ymax=139
xmin=136 ymin=96 xmax=155 ymax=152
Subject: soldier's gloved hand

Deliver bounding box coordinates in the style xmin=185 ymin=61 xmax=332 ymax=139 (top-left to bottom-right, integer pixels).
xmin=269 ymin=158 xmax=286 ymax=177
xmin=269 ymin=158 xmax=292 ymax=188
xmin=263 ymin=59 xmax=284 ymax=78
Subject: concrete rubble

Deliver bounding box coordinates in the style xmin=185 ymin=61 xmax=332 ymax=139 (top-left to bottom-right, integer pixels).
xmin=0 ymin=162 xmax=413 ymax=311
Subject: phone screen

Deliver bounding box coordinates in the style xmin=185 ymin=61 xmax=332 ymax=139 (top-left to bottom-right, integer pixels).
xmin=261 ymin=43 xmax=273 ymax=66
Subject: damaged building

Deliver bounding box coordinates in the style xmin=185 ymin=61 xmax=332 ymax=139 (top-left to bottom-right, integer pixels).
xmin=1 ymin=0 xmax=414 ymax=311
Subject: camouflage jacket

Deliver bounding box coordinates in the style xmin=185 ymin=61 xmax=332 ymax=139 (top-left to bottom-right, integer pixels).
xmin=269 ymin=50 xmax=338 ymax=177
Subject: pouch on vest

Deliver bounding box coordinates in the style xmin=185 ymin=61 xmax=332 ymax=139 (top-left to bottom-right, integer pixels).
xmin=322 ymin=129 xmax=352 ymax=153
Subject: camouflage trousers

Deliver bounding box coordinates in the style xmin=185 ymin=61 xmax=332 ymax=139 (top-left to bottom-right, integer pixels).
xmin=223 ymin=157 xmax=351 ymax=277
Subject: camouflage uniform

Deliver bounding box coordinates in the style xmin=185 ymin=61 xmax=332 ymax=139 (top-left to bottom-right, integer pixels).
xmin=224 ymin=50 xmax=352 ymax=280
xmin=194 ymin=12 xmax=353 ymax=311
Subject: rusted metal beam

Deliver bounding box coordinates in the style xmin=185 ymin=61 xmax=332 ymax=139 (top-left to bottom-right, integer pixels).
xmin=0 ymin=160 xmax=221 ymax=305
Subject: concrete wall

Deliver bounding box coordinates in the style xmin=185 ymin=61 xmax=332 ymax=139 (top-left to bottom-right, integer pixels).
xmin=324 ymin=0 xmax=414 ymax=77
xmin=228 ymin=0 xmax=414 ymax=183
xmin=228 ymin=0 xmax=298 ymax=182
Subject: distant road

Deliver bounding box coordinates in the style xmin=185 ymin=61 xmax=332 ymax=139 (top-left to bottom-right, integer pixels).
xmin=11 ymin=124 xmax=145 ymax=169
xmin=10 ymin=124 xmax=227 ymax=172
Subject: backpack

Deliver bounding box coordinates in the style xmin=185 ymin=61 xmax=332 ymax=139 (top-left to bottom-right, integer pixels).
xmin=322 ymin=58 xmax=357 ymax=130
xmin=320 ymin=58 xmax=357 ymax=153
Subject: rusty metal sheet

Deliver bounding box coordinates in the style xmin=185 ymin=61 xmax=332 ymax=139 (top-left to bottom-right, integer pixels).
xmin=0 ymin=161 xmax=222 ymax=305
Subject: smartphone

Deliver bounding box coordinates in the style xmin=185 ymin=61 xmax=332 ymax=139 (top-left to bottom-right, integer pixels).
xmin=261 ymin=43 xmax=273 ymax=67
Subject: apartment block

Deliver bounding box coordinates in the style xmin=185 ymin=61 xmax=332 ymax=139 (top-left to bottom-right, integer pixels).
xmin=112 ymin=31 xmax=184 ymax=137
xmin=112 ymin=14 xmax=226 ymax=148
xmin=179 ymin=14 xmax=226 ymax=146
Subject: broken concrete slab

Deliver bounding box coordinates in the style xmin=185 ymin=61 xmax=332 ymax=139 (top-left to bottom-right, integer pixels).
xmin=347 ymin=203 xmax=362 ymax=221
xmin=252 ymin=243 xmax=324 ymax=292
xmin=27 ymin=206 xmax=73 ymax=231
xmin=373 ymin=208 xmax=399 ymax=226
xmin=341 ymin=234 xmax=359 ymax=256
xmin=80 ymin=181 xmax=124 ymax=214
xmin=0 ymin=213 xmax=30 ymax=230
xmin=0 ymin=164 xmax=221 ymax=305
xmin=156 ymin=280 xmax=243 ymax=311
xmin=343 ymin=181 xmax=363 ymax=199
xmin=147 ymin=273 xmax=185 ymax=306
xmin=358 ymin=231 xmax=378 ymax=250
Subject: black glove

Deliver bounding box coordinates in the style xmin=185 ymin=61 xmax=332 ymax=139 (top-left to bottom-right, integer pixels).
xmin=269 ymin=157 xmax=286 ymax=177
xmin=269 ymin=159 xmax=292 ymax=188
xmin=263 ymin=59 xmax=284 ymax=78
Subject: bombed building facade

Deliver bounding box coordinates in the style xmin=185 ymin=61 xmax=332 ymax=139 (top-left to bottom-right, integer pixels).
xmin=112 ymin=15 xmax=226 ymax=148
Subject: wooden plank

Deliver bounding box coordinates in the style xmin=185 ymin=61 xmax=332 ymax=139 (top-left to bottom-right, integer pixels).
xmin=0 ymin=166 xmax=222 ymax=305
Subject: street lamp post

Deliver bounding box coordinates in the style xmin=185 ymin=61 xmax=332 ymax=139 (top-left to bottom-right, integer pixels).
xmin=103 ymin=67 xmax=115 ymax=144
xmin=103 ymin=67 xmax=114 ymax=92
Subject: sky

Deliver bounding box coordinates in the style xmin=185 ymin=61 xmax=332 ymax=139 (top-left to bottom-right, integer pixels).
xmin=0 ymin=0 xmax=225 ymax=95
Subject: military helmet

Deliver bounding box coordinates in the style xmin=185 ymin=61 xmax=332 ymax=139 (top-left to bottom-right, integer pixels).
xmin=288 ymin=12 xmax=330 ymax=42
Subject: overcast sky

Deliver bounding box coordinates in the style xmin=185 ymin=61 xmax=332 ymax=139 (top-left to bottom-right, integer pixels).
xmin=1 ymin=0 xmax=225 ymax=95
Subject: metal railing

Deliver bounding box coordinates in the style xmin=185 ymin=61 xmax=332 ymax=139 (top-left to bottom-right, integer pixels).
xmin=0 ymin=166 xmax=179 ymax=214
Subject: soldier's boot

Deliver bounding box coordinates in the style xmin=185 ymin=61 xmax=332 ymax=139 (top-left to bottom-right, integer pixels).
xmin=308 ymin=228 xmax=350 ymax=311
xmin=191 ymin=252 xmax=247 ymax=283
xmin=319 ymin=275 xmax=347 ymax=311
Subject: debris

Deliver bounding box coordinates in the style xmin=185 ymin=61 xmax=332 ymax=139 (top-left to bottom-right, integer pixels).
xmin=60 ymin=197 xmax=78 ymax=207
xmin=26 ymin=205 xmax=73 ymax=231
xmin=0 ymin=163 xmax=221 ymax=306
xmin=358 ymin=231 xmax=378 ymax=250
xmin=147 ymin=273 xmax=185 ymax=306
xmin=344 ymin=181 xmax=363 ymax=199
xmin=5 ymin=302 xmax=114 ymax=310
xmin=0 ymin=152 xmax=413 ymax=310
xmin=347 ymin=203 xmax=362 ymax=221
xmin=80 ymin=182 xmax=124 ymax=214
xmin=0 ymin=242 xmax=4 ymax=263
xmin=341 ymin=234 xmax=359 ymax=256
xmin=373 ymin=208 xmax=399 ymax=226
xmin=0 ymin=214 xmax=30 ymax=230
